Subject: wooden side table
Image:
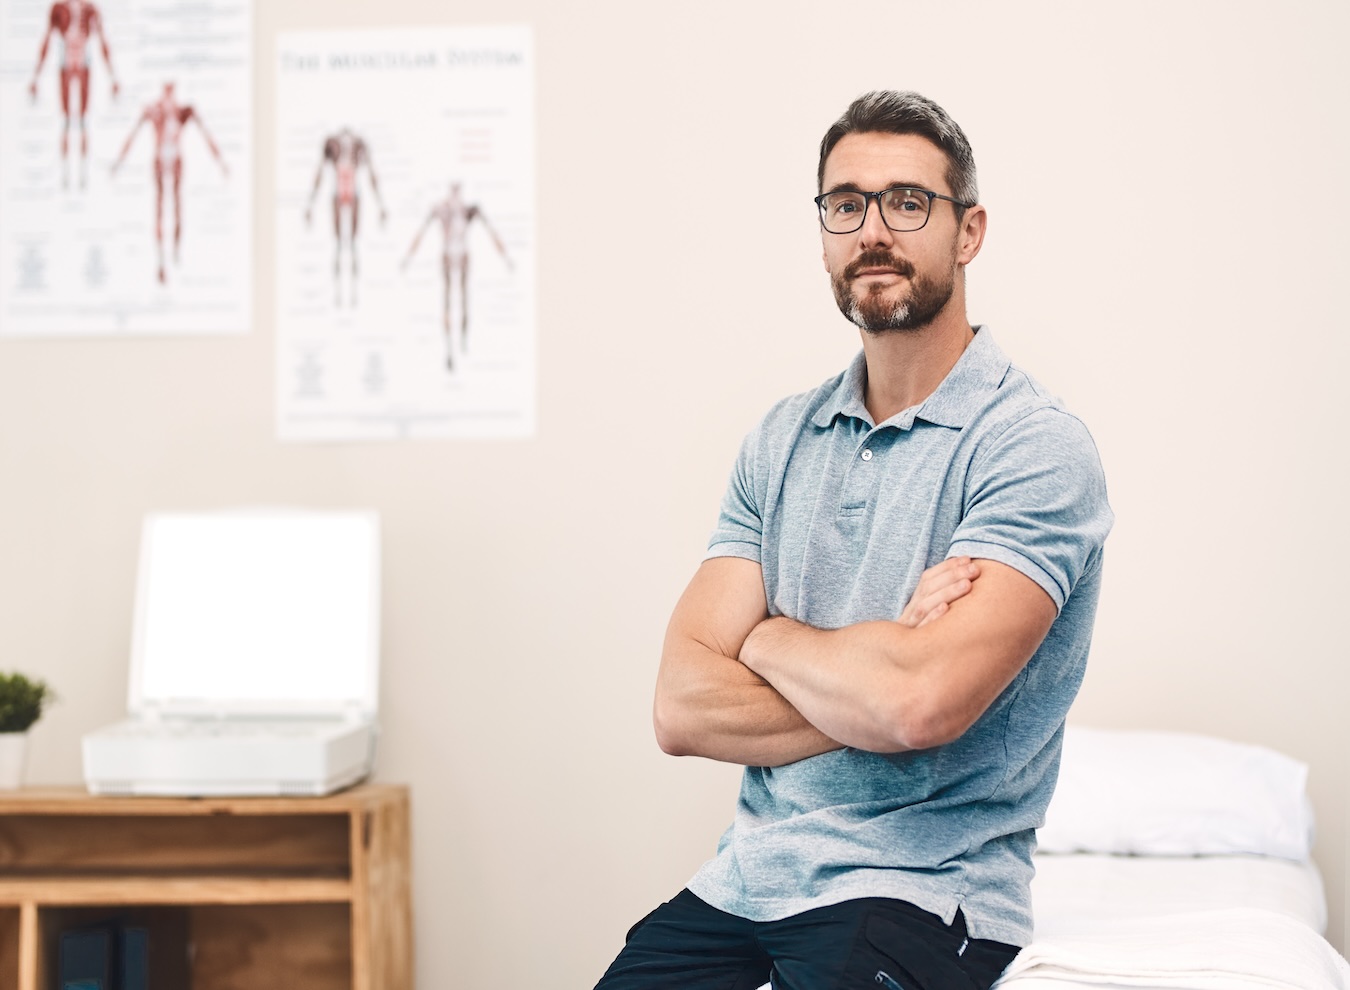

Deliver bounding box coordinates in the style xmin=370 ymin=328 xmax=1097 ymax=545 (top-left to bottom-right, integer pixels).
xmin=0 ymin=784 xmax=412 ymax=990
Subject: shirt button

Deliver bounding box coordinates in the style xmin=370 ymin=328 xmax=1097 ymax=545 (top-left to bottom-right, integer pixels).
xmin=861 ymin=449 xmax=873 ymax=461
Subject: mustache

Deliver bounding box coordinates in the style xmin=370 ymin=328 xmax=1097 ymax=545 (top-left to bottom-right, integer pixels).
xmin=843 ymin=251 xmax=914 ymax=281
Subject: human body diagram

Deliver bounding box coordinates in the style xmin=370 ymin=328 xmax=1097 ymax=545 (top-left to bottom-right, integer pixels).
xmin=305 ymin=128 xmax=386 ymax=307
xmin=111 ymin=82 xmax=228 ymax=284
xmin=402 ymin=182 xmax=512 ymax=369
xmin=28 ymin=0 xmax=119 ymax=190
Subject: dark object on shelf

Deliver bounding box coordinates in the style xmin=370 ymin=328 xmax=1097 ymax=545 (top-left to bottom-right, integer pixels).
xmin=121 ymin=927 xmax=148 ymax=990
xmin=57 ymin=923 xmax=149 ymax=990
xmin=58 ymin=925 xmax=112 ymax=990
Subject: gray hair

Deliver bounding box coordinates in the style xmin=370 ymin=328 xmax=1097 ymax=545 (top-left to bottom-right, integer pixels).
xmin=817 ymin=91 xmax=978 ymax=207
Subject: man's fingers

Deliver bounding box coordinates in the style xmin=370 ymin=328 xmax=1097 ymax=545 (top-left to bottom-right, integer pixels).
xmin=928 ymin=577 xmax=973 ymax=607
xmin=910 ymin=578 xmax=972 ymax=618
xmin=912 ymin=558 xmax=978 ymax=599
xmin=916 ymin=601 xmax=948 ymax=628
xmin=899 ymin=558 xmax=981 ymax=627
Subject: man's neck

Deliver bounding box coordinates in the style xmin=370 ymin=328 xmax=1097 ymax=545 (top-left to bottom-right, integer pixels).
xmin=859 ymin=312 xmax=975 ymax=425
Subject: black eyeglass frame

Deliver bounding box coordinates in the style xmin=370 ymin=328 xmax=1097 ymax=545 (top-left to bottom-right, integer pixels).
xmin=813 ymin=186 xmax=976 ymax=234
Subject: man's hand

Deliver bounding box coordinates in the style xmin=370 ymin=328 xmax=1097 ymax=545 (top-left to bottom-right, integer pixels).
xmin=898 ymin=556 xmax=980 ymax=628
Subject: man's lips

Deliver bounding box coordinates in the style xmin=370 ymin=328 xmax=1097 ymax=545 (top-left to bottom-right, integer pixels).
xmin=844 ymin=254 xmax=914 ymax=280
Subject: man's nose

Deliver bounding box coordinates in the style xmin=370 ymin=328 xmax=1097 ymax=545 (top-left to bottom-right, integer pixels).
xmin=857 ymin=198 xmax=896 ymax=250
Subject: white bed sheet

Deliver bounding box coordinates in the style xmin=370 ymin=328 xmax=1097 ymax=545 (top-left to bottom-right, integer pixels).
xmin=1029 ymin=851 xmax=1327 ymax=936
xmin=996 ymin=907 xmax=1350 ymax=990
xmin=993 ymin=853 xmax=1349 ymax=990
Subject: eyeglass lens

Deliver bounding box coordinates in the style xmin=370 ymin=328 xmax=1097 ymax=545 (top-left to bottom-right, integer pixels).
xmin=818 ymin=188 xmax=931 ymax=233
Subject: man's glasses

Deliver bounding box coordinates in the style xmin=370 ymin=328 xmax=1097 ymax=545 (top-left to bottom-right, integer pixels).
xmin=813 ymin=186 xmax=974 ymax=234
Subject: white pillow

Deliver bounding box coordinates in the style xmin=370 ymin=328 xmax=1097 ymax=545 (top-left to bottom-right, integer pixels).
xmin=1038 ymin=726 xmax=1314 ymax=861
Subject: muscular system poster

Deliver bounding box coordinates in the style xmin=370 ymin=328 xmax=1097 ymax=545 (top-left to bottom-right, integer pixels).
xmin=275 ymin=25 xmax=535 ymax=442
xmin=0 ymin=0 xmax=252 ymax=336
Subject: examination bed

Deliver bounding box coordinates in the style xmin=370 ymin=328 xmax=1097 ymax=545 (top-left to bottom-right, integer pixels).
xmin=747 ymin=726 xmax=1348 ymax=989
xmin=995 ymin=726 xmax=1348 ymax=989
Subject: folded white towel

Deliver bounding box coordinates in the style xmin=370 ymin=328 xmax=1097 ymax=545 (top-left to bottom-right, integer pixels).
xmin=994 ymin=908 xmax=1350 ymax=989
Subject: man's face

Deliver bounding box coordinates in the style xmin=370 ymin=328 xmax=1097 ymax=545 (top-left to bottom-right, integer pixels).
xmin=819 ymin=131 xmax=978 ymax=333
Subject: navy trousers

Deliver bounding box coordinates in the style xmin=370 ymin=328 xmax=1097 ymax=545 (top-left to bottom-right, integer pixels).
xmin=595 ymin=889 xmax=1020 ymax=990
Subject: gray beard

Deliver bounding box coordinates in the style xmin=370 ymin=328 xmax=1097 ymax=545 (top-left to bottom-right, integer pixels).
xmin=834 ymin=267 xmax=956 ymax=333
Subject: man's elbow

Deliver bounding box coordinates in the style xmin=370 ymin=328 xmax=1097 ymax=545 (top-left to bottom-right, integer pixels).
xmin=873 ymin=692 xmax=974 ymax=753
xmin=652 ymin=696 xmax=695 ymax=757
xmin=901 ymin=710 xmax=970 ymax=751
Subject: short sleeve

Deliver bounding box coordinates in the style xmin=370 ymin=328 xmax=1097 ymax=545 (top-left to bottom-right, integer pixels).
xmin=948 ymin=409 xmax=1113 ymax=610
xmin=705 ymin=428 xmax=764 ymax=564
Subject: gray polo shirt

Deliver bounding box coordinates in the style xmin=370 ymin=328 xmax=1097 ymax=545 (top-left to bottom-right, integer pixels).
xmin=685 ymin=327 xmax=1113 ymax=946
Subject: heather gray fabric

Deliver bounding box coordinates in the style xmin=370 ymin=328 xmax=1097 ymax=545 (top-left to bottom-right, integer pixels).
xmin=686 ymin=327 xmax=1113 ymax=946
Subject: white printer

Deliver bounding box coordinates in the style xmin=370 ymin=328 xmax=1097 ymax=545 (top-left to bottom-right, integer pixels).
xmin=82 ymin=509 xmax=381 ymax=797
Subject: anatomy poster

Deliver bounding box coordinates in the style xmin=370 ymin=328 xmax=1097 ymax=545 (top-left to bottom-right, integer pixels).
xmin=0 ymin=0 xmax=251 ymax=336
xmin=275 ymin=25 xmax=535 ymax=441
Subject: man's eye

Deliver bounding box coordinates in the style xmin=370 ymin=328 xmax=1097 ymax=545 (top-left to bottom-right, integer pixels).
xmin=885 ymin=191 xmax=925 ymax=212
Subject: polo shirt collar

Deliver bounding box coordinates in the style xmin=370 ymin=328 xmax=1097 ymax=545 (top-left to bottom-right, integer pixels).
xmin=810 ymin=326 xmax=1011 ymax=431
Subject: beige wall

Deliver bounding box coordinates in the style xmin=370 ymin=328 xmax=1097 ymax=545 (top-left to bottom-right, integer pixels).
xmin=3 ymin=0 xmax=1347 ymax=984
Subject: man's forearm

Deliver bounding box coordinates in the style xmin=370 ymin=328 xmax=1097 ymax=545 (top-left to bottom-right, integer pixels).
xmin=740 ymin=616 xmax=922 ymax=753
xmin=739 ymin=562 xmax=1057 ymax=753
xmin=653 ymin=556 xmax=843 ymax=767
xmin=654 ymin=638 xmax=843 ymax=767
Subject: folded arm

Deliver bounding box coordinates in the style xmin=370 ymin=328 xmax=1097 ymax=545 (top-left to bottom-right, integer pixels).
xmin=652 ymin=554 xmax=984 ymax=766
xmin=739 ymin=559 xmax=1057 ymax=753
xmin=653 ymin=556 xmax=836 ymax=767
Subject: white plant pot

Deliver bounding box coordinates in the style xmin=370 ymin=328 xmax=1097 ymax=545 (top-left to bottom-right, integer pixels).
xmin=0 ymin=732 xmax=28 ymax=788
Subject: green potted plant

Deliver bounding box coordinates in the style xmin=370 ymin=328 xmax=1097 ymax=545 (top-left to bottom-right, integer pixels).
xmin=0 ymin=672 xmax=53 ymax=788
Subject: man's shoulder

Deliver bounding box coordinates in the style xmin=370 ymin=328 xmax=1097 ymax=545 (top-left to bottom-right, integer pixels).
xmin=967 ymin=358 xmax=1093 ymax=440
xmin=751 ymin=365 xmax=852 ymax=437
xmin=959 ymin=363 xmax=1107 ymax=496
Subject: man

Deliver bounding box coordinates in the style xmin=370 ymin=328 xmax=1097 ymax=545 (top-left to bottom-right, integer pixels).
xmin=111 ymin=82 xmax=229 ymax=284
xmin=595 ymin=91 xmax=1113 ymax=990
xmin=28 ymin=0 xmax=119 ymax=190
xmin=305 ymin=127 xmax=387 ymax=307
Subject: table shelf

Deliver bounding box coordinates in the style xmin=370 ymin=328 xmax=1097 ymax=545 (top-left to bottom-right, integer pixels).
xmin=0 ymin=785 xmax=411 ymax=990
xmin=0 ymin=876 xmax=353 ymax=906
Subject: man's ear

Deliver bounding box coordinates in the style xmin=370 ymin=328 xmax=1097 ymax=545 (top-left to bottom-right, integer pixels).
xmin=957 ymin=204 xmax=988 ymax=266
